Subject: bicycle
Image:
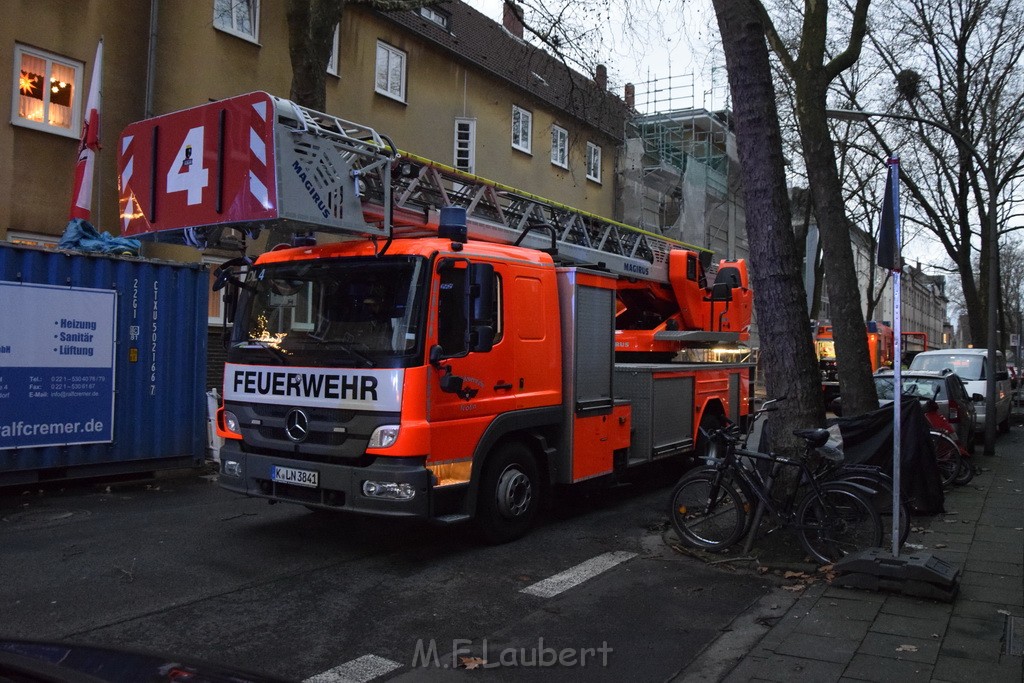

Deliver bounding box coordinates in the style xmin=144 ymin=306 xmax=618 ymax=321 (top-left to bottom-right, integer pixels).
xmin=669 ymin=398 xmax=883 ymax=564
xmin=724 ymin=401 xmax=910 ymax=548
xmin=699 ymin=399 xmax=907 ymax=548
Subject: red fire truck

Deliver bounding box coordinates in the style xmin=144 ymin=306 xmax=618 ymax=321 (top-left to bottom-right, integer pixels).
xmin=816 ymin=320 xmax=898 ymax=402
xmin=118 ymin=92 xmax=754 ymax=542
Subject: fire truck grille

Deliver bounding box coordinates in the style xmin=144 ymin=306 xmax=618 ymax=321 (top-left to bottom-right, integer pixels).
xmin=256 ymin=426 xmax=350 ymax=447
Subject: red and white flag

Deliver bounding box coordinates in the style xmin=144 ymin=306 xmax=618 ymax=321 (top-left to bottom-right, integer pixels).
xmin=69 ymin=39 xmax=102 ymax=221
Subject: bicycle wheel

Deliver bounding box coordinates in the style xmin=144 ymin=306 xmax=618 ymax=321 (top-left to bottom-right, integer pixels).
xmin=833 ymin=472 xmax=910 ymax=548
xmin=930 ymin=431 xmax=963 ymax=487
xmin=669 ymin=472 xmax=749 ymax=551
xmin=953 ymin=457 xmax=975 ymax=485
xmin=795 ymin=483 xmax=882 ymax=564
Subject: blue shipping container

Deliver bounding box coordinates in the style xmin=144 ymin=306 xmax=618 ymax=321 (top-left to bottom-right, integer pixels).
xmin=0 ymin=242 xmax=208 ymax=485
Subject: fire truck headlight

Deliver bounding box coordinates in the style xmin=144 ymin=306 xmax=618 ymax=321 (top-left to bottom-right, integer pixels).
xmin=223 ymin=460 xmax=242 ymax=477
xmin=367 ymin=425 xmax=400 ymax=449
xmin=362 ymin=480 xmax=416 ymax=500
xmin=224 ymin=410 xmax=242 ymax=434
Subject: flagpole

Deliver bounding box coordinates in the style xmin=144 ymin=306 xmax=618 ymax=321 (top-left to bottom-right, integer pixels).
xmin=95 ymin=36 xmax=103 ymax=225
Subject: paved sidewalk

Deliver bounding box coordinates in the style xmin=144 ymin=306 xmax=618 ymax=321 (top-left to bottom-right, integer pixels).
xmin=678 ymin=429 xmax=1024 ymax=682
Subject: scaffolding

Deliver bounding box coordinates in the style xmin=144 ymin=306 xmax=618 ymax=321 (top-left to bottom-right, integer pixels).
xmin=618 ymin=69 xmax=757 ymax=352
xmin=627 ymin=72 xmax=731 ymax=194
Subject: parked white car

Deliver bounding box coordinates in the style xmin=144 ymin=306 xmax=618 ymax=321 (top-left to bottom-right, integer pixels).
xmin=909 ymin=348 xmax=1012 ymax=433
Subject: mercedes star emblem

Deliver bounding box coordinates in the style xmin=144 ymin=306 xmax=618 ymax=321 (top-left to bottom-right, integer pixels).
xmin=284 ymin=408 xmax=310 ymax=443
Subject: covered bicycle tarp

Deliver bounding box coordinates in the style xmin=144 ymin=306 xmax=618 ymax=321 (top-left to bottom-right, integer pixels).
xmin=829 ymin=397 xmax=945 ymax=515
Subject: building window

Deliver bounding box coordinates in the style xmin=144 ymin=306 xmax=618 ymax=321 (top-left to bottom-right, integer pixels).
xmin=418 ymin=6 xmax=450 ymax=29
xmin=214 ymin=0 xmax=260 ymax=42
xmin=512 ymin=105 xmax=532 ymax=154
xmin=551 ymin=125 xmax=568 ymax=169
xmin=327 ymin=24 xmax=340 ymax=76
xmin=454 ymin=118 xmax=476 ymax=173
xmin=375 ymin=41 xmax=406 ymax=102
xmin=12 ymin=44 xmax=82 ymax=138
xmin=586 ymin=141 xmax=602 ymax=183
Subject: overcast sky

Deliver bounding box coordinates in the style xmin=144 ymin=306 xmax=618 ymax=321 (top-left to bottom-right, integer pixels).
xmin=463 ymin=0 xmax=725 ymax=111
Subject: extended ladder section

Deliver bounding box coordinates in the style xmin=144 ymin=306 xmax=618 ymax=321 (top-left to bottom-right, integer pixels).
xmin=380 ymin=152 xmax=688 ymax=283
xmin=118 ymin=91 xmax=702 ymax=284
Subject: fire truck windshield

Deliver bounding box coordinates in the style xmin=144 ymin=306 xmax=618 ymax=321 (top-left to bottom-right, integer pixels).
xmin=229 ymin=257 xmax=428 ymax=369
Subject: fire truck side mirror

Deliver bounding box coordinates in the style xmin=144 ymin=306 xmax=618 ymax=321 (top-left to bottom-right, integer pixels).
xmin=429 ymin=345 xmax=479 ymax=400
xmin=439 ymin=369 xmax=465 ymax=395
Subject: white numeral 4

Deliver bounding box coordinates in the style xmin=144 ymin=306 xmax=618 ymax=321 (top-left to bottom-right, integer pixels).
xmin=166 ymin=126 xmax=209 ymax=205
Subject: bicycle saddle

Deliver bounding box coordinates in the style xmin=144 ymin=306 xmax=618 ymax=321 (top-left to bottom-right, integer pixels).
xmin=792 ymin=428 xmax=830 ymax=448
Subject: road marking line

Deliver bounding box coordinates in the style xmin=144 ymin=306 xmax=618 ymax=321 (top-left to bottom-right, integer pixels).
xmin=304 ymin=654 xmax=402 ymax=683
xmin=520 ymin=550 xmax=637 ymax=598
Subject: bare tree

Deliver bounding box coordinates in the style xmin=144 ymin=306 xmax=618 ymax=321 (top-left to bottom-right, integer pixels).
xmin=837 ymin=0 xmax=1024 ymax=348
xmin=997 ymin=237 xmax=1024 ymax=358
xmin=712 ymin=0 xmax=826 ymax=449
xmin=747 ymin=0 xmax=881 ymax=417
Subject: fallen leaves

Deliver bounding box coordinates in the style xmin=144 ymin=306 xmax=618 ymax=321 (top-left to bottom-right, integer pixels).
xmin=459 ymin=657 xmax=486 ymax=670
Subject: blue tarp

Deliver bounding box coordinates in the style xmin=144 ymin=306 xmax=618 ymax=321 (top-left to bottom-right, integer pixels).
xmin=59 ymin=219 xmax=141 ymax=256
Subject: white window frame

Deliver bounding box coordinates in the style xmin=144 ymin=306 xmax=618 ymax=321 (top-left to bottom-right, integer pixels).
xmin=327 ymin=24 xmax=340 ymax=77
xmin=375 ymin=41 xmax=407 ymax=102
xmin=454 ymin=118 xmax=476 ymax=173
xmin=551 ymin=125 xmax=569 ymax=169
xmin=512 ymin=105 xmax=532 ymax=154
xmin=213 ymin=0 xmax=260 ymax=44
xmin=11 ymin=44 xmax=82 ymax=139
xmin=419 ymin=6 xmax=450 ymax=29
xmin=586 ymin=141 xmax=602 ymax=183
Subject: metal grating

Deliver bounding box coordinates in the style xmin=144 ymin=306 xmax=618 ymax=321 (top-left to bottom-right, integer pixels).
xmin=1005 ymin=615 xmax=1024 ymax=656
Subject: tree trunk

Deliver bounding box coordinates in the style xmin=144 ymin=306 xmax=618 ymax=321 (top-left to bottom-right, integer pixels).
xmin=795 ymin=79 xmax=878 ymax=416
xmin=287 ymin=0 xmax=344 ymax=111
xmin=712 ymin=0 xmax=825 ymax=452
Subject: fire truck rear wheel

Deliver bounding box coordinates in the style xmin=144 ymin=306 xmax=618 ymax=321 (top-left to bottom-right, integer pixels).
xmin=476 ymin=442 xmax=540 ymax=544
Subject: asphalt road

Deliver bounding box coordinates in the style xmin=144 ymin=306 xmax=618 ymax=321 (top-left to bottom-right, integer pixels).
xmin=0 ymin=467 xmax=771 ymax=681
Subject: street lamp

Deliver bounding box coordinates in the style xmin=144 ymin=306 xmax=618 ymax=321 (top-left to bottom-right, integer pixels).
xmin=826 ymin=107 xmax=1001 ymax=455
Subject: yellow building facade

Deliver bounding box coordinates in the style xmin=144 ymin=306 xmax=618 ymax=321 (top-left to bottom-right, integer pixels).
xmin=2 ymin=0 xmax=627 ymax=243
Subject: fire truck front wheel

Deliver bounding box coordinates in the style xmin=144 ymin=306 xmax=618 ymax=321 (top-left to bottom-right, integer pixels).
xmin=475 ymin=442 xmax=541 ymax=544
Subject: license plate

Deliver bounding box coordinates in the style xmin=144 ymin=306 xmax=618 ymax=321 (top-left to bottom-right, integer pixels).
xmin=272 ymin=465 xmax=319 ymax=488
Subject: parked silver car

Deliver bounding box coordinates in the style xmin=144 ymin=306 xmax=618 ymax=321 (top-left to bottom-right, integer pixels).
xmin=909 ymin=348 xmax=1012 ymax=433
xmin=873 ymin=369 xmax=979 ymax=450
